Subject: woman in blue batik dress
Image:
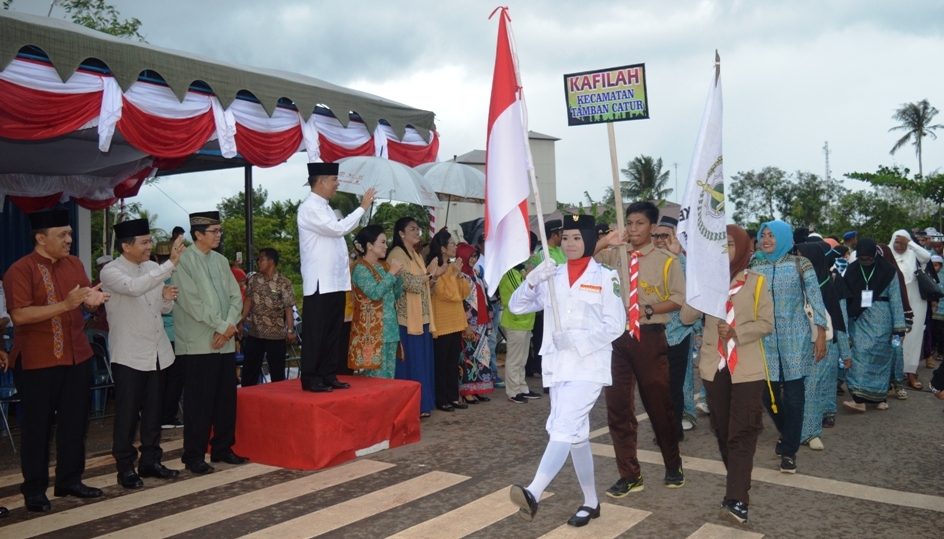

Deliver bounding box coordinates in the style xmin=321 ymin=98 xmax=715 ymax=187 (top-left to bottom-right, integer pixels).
xmin=749 ymin=220 xmax=828 ymax=474
xmin=878 ymin=243 xmax=913 ymax=399
xmin=842 ymin=239 xmax=907 ymax=413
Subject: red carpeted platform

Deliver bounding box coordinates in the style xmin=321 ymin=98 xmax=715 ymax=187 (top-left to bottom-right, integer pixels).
xmin=232 ymin=376 xmax=421 ymax=470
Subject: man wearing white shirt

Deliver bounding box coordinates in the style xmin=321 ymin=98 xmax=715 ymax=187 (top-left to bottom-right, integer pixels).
xmin=100 ymin=219 xmax=185 ymax=488
xmin=298 ymin=162 xmax=376 ymax=392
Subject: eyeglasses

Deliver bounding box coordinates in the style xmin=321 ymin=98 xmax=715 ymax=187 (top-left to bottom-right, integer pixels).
xmin=205 ymin=229 xmax=223 ymax=236
xmin=651 ymin=233 xmax=671 ymax=240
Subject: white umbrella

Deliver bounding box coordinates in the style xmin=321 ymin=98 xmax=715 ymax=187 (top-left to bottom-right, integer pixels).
xmin=414 ymin=161 xmax=485 ymax=203
xmin=336 ymin=156 xmax=441 ymax=207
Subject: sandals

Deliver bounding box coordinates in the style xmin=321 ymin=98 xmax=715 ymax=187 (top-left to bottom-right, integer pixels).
xmin=906 ymin=374 xmax=923 ymax=390
xmin=420 ymin=412 xmax=431 ymax=419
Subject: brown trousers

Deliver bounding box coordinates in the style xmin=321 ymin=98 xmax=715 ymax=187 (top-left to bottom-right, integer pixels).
xmin=703 ymin=369 xmax=765 ymax=505
xmin=606 ymin=328 xmax=681 ymax=479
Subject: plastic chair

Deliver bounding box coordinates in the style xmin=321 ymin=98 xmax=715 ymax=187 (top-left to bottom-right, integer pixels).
xmin=85 ymin=329 xmax=114 ymax=426
xmin=0 ymin=373 xmax=18 ymax=453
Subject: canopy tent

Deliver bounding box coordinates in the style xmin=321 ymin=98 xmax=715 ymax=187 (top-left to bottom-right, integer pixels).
xmin=0 ymin=10 xmax=440 ymax=214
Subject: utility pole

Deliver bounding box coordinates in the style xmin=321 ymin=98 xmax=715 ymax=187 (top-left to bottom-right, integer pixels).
xmin=674 ymin=162 xmax=679 ymax=202
xmin=822 ymin=141 xmax=831 ymax=182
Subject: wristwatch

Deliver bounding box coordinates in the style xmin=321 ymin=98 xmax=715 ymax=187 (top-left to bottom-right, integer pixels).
xmin=644 ymin=305 xmax=654 ymax=320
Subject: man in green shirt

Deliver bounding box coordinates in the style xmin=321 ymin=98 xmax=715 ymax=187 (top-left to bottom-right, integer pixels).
xmin=526 ymin=220 xmax=566 ymax=379
xmin=171 ymin=212 xmax=246 ymax=474
xmin=500 ymin=263 xmax=538 ymax=404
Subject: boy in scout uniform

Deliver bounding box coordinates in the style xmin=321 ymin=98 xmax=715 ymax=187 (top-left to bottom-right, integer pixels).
xmin=595 ymin=201 xmax=686 ymax=495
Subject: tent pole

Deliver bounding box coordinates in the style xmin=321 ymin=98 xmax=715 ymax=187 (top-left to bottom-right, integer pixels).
xmin=244 ymin=165 xmax=254 ymax=273
xmin=444 ymin=195 xmax=452 ymax=228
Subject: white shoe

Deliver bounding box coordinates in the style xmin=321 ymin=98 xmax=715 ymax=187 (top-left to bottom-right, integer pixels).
xmin=681 ymin=419 xmax=694 ymax=431
xmin=808 ymin=437 xmax=824 ymax=450
xmin=876 ymin=402 xmax=889 ymax=410
xmin=896 ymin=389 xmax=908 ymax=400
xmin=842 ymin=401 xmax=866 ymax=413
xmin=695 ymin=402 xmax=710 ymax=415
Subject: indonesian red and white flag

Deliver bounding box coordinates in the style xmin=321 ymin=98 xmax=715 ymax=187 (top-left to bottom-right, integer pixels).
xmin=483 ymin=8 xmax=533 ymax=296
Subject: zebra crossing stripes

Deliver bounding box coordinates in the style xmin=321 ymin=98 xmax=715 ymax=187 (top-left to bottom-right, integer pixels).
xmin=91 ymin=459 xmax=395 ymax=539
xmin=536 ymin=504 xmax=650 ymax=539
xmin=236 ymin=470 xmax=469 ymax=539
xmin=386 ymin=487 xmax=555 ymax=539
xmin=687 ymin=523 xmax=764 ymax=538
xmin=589 ymin=442 xmax=944 ymax=513
xmin=1 ymin=463 xmax=277 ymax=539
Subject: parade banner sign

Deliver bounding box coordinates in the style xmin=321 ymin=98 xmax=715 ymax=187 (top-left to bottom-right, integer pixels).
xmin=563 ymin=64 xmax=648 ymax=126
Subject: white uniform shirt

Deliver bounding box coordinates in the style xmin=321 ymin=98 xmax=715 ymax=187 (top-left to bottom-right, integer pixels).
xmin=100 ymin=256 xmax=176 ymax=371
xmin=297 ymin=191 xmax=365 ymax=296
xmin=509 ymin=259 xmax=625 ymax=386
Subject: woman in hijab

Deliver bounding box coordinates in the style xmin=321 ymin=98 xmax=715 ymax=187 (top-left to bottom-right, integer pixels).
xmin=455 ymin=242 xmax=494 ymax=404
xmin=842 ymin=239 xmax=907 ymax=412
xmin=795 ymin=242 xmax=852 ymax=450
xmin=878 ymin=242 xmax=914 ymax=399
xmin=749 ymin=220 xmax=828 ymax=474
xmin=890 ymin=229 xmax=931 ymax=389
xmin=681 ymin=225 xmax=773 ymax=525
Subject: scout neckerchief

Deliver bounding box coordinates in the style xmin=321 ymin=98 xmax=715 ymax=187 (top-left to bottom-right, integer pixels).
xmin=627 ymin=249 xmax=642 ymax=340
xmin=719 ymin=269 xmax=749 ymax=373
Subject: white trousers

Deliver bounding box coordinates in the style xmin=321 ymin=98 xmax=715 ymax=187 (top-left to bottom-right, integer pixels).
xmin=546 ymin=381 xmax=605 ymax=443
xmin=904 ymin=279 xmax=927 ymax=374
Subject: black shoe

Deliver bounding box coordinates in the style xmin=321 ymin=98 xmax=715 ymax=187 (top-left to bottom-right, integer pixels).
xmin=719 ymin=499 xmax=748 ymax=525
xmin=437 ymin=403 xmax=455 ymax=412
xmin=605 ymin=475 xmax=644 ymax=498
xmin=186 ymin=461 xmax=215 ymax=474
xmin=509 ymin=484 xmax=539 ymax=521
xmin=451 ymin=401 xmax=469 ymax=410
xmin=822 ymin=416 xmax=835 ymax=428
xmin=664 ymin=465 xmax=685 ymax=488
xmin=54 ymin=483 xmax=103 ymax=498
xmin=139 ymin=463 xmax=180 ymax=479
xmin=775 ymin=438 xmax=782 ymax=456
xmin=329 ymin=380 xmax=351 ymax=389
xmin=211 ymin=452 xmax=249 ymax=465
xmin=836 ymin=383 xmax=845 ymax=395
xmin=780 ymin=456 xmax=797 ymax=473
xmin=117 ymin=469 xmax=144 ymax=489
xmin=477 ymin=395 xmax=491 ymax=402
xmin=303 ymin=383 xmax=332 ymax=393
xmin=24 ymin=493 xmax=51 ymax=512
xmin=508 ymin=393 xmax=527 ymax=404
xmin=462 ymin=396 xmax=479 ymax=405
xmin=567 ymin=504 xmax=600 ymax=527
xmin=523 ymin=390 xmax=542 ymax=399
xmin=0 ymin=506 xmax=8 ymax=518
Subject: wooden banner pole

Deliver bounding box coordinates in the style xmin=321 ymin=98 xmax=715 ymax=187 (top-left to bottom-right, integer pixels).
xmin=607 ymin=122 xmax=631 ymax=308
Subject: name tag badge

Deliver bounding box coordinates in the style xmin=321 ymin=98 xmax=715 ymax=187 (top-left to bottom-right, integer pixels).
xmin=579 ymin=284 xmax=602 ymax=293
xmin=861 ymin=290 xmax=873 ymax=308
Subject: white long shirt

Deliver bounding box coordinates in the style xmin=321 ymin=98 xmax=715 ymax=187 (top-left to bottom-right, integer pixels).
xmin=509 ymin=259 xmax=626 ymax=386
xmin=100 ymin=256 xmax=176 ymax=371
xmin=298 ymin=191 xmax=365 ymax=296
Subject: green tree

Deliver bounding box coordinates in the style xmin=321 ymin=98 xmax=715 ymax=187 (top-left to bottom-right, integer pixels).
xmin=782 ymin=171 xmax=846 ymax=230
xmin=847 ymin=165 xmax=944 ymax=230
xmin=618 ymin=155 xmax=672 ymax=202
xmin=369 ymin=202 xmax=431 ymax=239
xmin=827 ymin=186 xmax=921 ymax=243
xmin=5 ymin=0 xmax=145 ymax=40
xmin=889 ymin=99 xmax=943 ymax=178
xmin=728 ymin=167 xmax=790 ymax=228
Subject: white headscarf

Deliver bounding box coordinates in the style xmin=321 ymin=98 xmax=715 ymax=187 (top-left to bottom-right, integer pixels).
xmin=890 ymin=229 xmax=916 ymax=284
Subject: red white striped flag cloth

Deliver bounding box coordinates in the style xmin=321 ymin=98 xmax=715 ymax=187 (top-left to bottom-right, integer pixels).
xmin=483 ymin=7 xmax=533 ymax=295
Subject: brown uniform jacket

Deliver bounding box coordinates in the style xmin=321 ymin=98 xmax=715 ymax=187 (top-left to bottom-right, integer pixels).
xmin=681 ymin=270 xmax=773 ymax=383
xmin=596 ymin=242 xmax=685 ymax=325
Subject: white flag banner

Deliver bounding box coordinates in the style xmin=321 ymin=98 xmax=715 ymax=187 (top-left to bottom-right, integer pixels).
xmin=677 ymin=53 xmax=729 ymax=320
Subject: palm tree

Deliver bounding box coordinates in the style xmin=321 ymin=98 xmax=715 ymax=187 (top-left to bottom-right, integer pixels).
xmin=133 ymin=208 xmax=168 ymax=241
xmin=889 ymin=99 xmax=943 ymax=178
xmin=618 ymin=155 xmax=672 ymax=202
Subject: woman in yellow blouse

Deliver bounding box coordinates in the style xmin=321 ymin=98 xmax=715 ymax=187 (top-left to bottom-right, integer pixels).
xmin=427 ymin=230 xmax=471 ymax=412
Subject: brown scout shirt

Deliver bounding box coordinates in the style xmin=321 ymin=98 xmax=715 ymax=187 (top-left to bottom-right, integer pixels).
xmin=596 ymin=242 xmax=685 ymax=325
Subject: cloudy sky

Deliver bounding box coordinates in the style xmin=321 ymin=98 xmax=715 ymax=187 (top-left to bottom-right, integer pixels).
xmin=10 ymin=0 xmax=944 ymax=233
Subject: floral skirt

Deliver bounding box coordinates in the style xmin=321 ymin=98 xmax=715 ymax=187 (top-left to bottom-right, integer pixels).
xmin=459 ymin=324 xmax=494 ymax=396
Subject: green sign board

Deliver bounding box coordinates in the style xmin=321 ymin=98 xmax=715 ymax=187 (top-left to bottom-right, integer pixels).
xmin=563 ymin=63 xmax=649 ymax=126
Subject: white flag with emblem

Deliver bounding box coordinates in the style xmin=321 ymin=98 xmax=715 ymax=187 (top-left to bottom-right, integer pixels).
xmin=677 ymin=51 xmax=729 ymax=320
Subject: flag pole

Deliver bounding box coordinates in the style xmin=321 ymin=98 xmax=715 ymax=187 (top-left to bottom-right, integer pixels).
xmin=606 ymin=122 xmax=630 ymax=308
xmin=504 ymin=11 xmax=563 ymax=333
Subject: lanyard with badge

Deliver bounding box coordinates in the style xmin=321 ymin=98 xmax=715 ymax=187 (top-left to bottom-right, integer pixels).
xmin=860 ymin=264 xmax=874 ymax=308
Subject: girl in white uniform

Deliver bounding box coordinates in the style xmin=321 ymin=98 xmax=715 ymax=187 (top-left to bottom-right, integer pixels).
xmin=507 ymin=215 xmax=626 ymax=527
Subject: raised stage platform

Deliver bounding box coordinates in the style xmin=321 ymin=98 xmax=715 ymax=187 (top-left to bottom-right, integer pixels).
xmin=232 ymin=375 xmax=421 ymax=470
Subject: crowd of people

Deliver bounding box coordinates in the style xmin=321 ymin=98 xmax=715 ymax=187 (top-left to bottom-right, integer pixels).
xmin=2 ymin=165 xmax=944 ymax=528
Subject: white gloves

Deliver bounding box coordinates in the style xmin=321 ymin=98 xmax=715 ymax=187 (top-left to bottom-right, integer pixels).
xmin=526 ymin=260 xmax=558 ymax=288
xmin=553 ymin=331 xmax=575 ymax=351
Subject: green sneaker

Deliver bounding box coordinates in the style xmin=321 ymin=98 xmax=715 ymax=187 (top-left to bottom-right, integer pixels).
xmin=605 ymin=475 xmax=644 ymax=498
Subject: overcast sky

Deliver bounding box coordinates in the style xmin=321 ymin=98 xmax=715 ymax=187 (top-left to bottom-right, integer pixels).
xmin=11 ymin=0 xmax=944 ymax=234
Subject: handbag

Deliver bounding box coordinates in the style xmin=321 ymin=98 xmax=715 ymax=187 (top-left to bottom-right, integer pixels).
xmin=795 ymin=257 xmax=833 ymax=342
xmin=915 ymin=267 xmax=943 ymax=301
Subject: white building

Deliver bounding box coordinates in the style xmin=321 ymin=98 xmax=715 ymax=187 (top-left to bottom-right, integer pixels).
xmin=439 ymin=131 xmax=559 ymax=242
